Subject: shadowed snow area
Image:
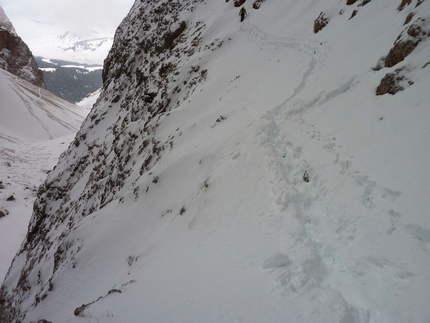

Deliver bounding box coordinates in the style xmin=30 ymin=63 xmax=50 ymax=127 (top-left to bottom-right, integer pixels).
xmin=1 ymin=0 xmax=430 ymax=322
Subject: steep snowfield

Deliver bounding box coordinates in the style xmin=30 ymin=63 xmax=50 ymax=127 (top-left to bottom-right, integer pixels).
xmin=0 ymin=68 xmax=89 ymax=282
xmin=1 ymin=0 xmax=430 ymax=322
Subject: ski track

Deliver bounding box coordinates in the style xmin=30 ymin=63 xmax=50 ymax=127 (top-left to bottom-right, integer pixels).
xmin=238 ymin=19 xmax=420 ymax=321
xmin=8 ymin=79 xmax=81 ymax=140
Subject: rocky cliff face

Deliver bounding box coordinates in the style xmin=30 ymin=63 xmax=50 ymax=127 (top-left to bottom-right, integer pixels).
xmin=0 ymin=7 xmax=46 ymax=89
xmin=0 ymin=0 xmax=208 ymax=321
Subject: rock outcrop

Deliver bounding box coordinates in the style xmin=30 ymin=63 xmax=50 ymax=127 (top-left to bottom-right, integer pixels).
xmin=0 ymin=7 xmax=46 ymax=89
xmin=384 ymin=17 xmax=429 ymax=68
xmin=314 ymin=12 xmax=330 ymax=33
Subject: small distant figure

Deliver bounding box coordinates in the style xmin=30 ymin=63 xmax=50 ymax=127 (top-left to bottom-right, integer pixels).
xmin=239 ymin=7 xmax=247 ymax=22
xmin=303 ymin=171 xmax=310 ymax=183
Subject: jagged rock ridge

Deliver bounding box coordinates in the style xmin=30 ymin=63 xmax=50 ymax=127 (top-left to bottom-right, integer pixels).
xmin=0 ymin=7 xmax=46 ymax=89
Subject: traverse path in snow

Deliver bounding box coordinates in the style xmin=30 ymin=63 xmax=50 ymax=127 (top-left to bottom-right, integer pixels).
xmin=239 ymin=15 xmax=430 ymax=322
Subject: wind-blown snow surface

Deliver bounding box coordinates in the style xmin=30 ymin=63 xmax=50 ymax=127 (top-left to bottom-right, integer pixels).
xmin=0 ymin=68 xmax=88 ymax=282
xmin=2 ymin=0 xmax=430 ymax=322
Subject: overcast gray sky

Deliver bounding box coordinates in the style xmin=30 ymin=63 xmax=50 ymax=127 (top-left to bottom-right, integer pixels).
xmin=0 ymin=0 xmax=134 ymax=34
xmin=0 ymin=0 xmax=135 ymax=63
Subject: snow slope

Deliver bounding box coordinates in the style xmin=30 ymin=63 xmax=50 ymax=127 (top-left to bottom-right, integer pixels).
xmin=76 ymin=89 xmax=101 ymax=110
xmin=1 ymin=0 xmax=430 ymax=322
xmin=0 ymin=69 xmax=87 ymax=142
xmin=0 ymin=68 xmax=89 ymax=283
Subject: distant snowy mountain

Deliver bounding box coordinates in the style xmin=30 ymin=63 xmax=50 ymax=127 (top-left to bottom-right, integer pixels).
xmin=1 ymin=1 xmax=430 ymax=323
xmin=48 ymin=29 xmax=113 ymax=64
xmin=17 ymin=21 xmax=115 ymax=65
xmin=0 ymin=67 xmax=89 ymax=290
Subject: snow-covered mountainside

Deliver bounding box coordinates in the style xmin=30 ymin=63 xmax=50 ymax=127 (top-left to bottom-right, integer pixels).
xmin=0 ymin=7 xmax=46 ymax=89
xmin=0 ymin=68 xmax=89 ymax=296
xmin=1 ymin=0 xmax=430 ymax=322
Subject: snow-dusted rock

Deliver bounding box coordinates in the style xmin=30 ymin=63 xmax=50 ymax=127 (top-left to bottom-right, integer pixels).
xmin=0 ymin=7 xmax=46 ymax=89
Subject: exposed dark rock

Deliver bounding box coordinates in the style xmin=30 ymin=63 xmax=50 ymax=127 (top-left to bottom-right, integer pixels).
xmin=314 ymin=12 xmax=329 ymax=34
xmin=404 ymin=12 xmax=414 ymax=25
xmin=416 ymin=0 xmax=424 ymax=8
xmin=385 ymin=39 xmax=417 ymax=67
xmin=384 ymin=18 xmax=428 ymax=68
xmin=0 ymin=207 xmax=9 ymax=218
xmin=253 ymin=0 xmax=266 ymax=9
xmin=74 ymin=304 xmax=87 ymax=317
xmin=398 ymin=0 xmax=412 ymax=11
xmin=358 ymin=0 xmax=372 ymax=7
xmin=349 ymin=10 xmax=358 ymax=20
xmin=376 ymin=68 xmax=413 ymax=95
xmin=0 ymin=8 xmax=46 ymax=88
xmin=163 ymin=21 xmax=187 ymax=51
xmin=346 ymin=0 xmax=358 ymax=5
xmin=234 ymin=0 xmax=246 ymax=7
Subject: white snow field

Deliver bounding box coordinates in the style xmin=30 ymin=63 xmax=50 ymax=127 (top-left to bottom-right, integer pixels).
xmin=0 ymin=69 xmax=89 ymax=281
xmin=2 ymin=0 xmax=430 ymax=322
xmin=76 ymin=89 xmax=101 ymax=110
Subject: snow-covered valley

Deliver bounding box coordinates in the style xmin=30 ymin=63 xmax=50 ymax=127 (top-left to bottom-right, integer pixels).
xmin=0 ymin=68 xmax=89 ymax=283
xmin=1 ymin=0 xmax=430 ymax=322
